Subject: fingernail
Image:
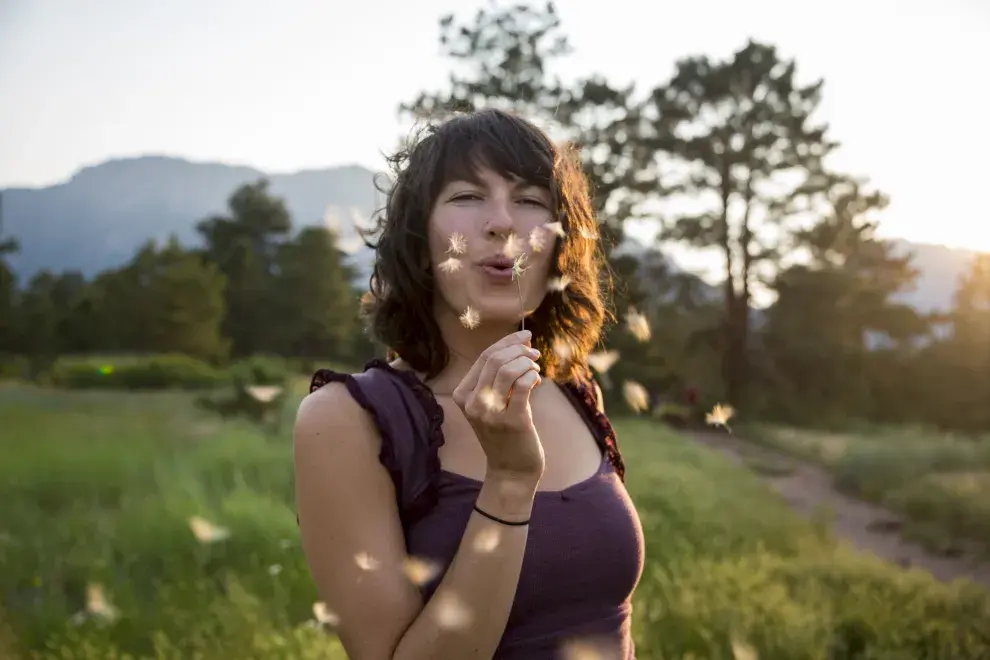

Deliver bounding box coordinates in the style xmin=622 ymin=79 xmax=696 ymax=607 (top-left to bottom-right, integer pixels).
xmin=518 ymin=330 xmax=532 ymax=338
xmin=529 ymin=348 xmax=540 ymax=358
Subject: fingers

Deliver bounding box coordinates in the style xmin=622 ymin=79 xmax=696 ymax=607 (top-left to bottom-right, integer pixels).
xmin=475 ymin=344 xmax=539 ymax=396
xmin=453 ymin=330 xmax=532 ymax=404
xmin=505 ymin=370 xmax=541 ymax=417
xmin=491 ymin=355 xmax=540 ymax=403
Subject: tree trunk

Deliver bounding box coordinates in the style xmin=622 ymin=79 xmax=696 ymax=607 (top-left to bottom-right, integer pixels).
xmin=718 ymin=163 xmax=737 ymax=404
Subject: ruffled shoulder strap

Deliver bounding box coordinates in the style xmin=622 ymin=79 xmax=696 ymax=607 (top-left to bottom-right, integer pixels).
xmin=308 ymin=359 xmax=445 ymax=532
xmin=560 ymin=367 xmax=626 ymax=482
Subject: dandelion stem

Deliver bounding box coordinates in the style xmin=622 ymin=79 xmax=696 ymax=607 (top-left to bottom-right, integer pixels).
xmin=517 ymin=279 xmax=525 ymax=332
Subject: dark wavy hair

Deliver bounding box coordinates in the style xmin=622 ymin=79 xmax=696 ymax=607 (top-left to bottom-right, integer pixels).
xmin=359 ymin=108 xmax=613 ymax=383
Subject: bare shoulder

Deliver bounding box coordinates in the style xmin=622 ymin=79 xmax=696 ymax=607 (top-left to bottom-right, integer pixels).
xmin=294 ymin=379 xmax=383 ymax=456
xmin=293 ymin=378 xmax=422 ymax=658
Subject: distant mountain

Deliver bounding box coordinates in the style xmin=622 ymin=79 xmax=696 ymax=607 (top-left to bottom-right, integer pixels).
xmin=0 ymin=156 xmax=980 ymax=314
xmin=0 ymin=155 xmax=383 ymax=284
xmin=887 ymin=239 xmax=979 ymax=313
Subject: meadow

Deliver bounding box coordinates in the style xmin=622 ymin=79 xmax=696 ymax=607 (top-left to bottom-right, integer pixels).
xmin=2 ymin=384 xmax=989 ymax=659
xmin=744 ymin=423 xmax=990 ymax=558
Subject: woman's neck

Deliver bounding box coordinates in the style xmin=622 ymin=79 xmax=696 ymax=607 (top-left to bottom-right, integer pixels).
xmin=424 ymin=305 xmax=521 ymax=394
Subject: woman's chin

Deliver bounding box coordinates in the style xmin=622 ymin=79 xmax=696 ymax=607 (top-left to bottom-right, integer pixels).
xmin=471 ymin=300 xmax=525 ymax=326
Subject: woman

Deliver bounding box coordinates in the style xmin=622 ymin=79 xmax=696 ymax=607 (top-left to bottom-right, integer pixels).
xmin=294 ymin=108 xmax=645 ymax=659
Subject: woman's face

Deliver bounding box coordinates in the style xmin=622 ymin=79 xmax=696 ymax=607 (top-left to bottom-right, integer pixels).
xmin=428 ymin=166 xmax=558 ymax=330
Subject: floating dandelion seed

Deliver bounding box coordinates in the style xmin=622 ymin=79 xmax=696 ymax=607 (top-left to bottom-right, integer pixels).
xmin=587 ymin=350 xmax=620 ymax=390
xmin=552 ymin=338 xmax=574 ymax=364
xmin=267 ymin=564 xmax=282 ymax=576
xmin=402 ymin=556 xmax=442 ymax=586
xmin=706 ymin=403 xmax=735 ymax=432
xmin=622 ymin=381 xmax=650 ymax=414
xmin=439 ymin=257 xmax=462 ymax=274
xmin=447 ymin=232 xmax=467 ymax=256
xmin=502 ymin=233 xmax=525 ymax=259
xmin=587 ymin=351 xmax=620 ymax=374
xmin=625 ymin=307 xmax=651 ymax=342
xmin=511 ymin=254 xmax=528 ymax=279
xmin=529 ymin=226 xmax=547 ymax=252
xmin=548 ymin=275 xmax=572 ymax=292
xmin=434 ymin=592 xmax=473 ymax=630
xmin=85 ymin=583 xmax=119 ymax=623
xmin=579 ymin=226 xmax=599 ymax=240
xmin=312 ymin=601 xmax=340 ymax=627
xmin=459 ymin=306 xmax=480 ymax=330
xmin=188 ymin=516 xmax=230 ymax=544
xmin=478 ymin=386 xmax=505 ymax=412
xmin=354 ymin=552 xmax=380 ymax=571
xmin=472 ymin=527 xmax=501 ymax=553
xmin=559 ymin=636 xmax=621 ymax=660
xmin=245 ymin=385 xmax=283 ymax=403
xmin=731 ymin=639 xmax=758 ymax=660
xmin=544 ymin=221 xmax=566 ymax=238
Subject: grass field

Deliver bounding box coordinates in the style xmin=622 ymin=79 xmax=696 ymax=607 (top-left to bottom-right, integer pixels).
xmin=744 ymin=423 xmax=990 ymax=557
xmin=2 ymin=385 xmax=989 ymax=659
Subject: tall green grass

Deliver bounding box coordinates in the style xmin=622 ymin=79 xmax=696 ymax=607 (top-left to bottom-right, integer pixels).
xmin=1 ymin=387 xmax=988 ymax=658
xmin=746 ymin=424 xmax=990 ymax=555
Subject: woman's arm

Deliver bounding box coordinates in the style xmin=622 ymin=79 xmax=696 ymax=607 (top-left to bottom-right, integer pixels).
xmin=294 ymin=382 xmax=535 ymax=660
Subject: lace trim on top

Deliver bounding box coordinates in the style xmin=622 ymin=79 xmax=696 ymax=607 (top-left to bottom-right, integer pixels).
xmin=308 ymin=359 xmax=625 ymax=526
xmin=310 ymin=359 xmax=445 ymax=526
xmin=561 ymin=367 xmax=626 ymax=482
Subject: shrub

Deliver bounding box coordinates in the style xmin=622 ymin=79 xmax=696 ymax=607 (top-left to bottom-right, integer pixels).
xmin=228 ymin=356 xmax=292 ymax=388
xmin=0 ymin=353 xmax=31 ymax=381
xmin=50 ymin=355 xmax=227 ymax=391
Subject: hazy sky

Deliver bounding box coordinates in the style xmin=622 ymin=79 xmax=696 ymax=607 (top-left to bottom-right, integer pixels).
xmin=2 ymin=0 xmax=989 ymax=255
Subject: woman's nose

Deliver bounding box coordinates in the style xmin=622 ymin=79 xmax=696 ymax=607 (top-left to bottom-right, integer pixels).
xmin=483 ymin=197 xmax=515 ymax=236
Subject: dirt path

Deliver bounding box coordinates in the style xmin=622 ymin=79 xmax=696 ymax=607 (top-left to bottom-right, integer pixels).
xmin=687 ymin=429 xmax=990 ymax=591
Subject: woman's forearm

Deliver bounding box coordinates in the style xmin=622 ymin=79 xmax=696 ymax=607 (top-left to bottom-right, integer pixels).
xmin=391 ymin=473 xmax=537 ymax=660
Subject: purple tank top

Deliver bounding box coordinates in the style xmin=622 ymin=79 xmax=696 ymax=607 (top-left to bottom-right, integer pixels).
xmin=310 ymin=359 xmax=645 ymax=659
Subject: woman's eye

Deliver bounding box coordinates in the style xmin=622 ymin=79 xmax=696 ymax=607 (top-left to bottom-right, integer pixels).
xmin=451 ymin=193 xmax=482 ymax=202
xmin=518 ymin=198 xmax=546 ymax=207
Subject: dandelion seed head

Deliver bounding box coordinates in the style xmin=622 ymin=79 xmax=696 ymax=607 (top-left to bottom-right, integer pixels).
xmin=472 ymin=527 xmax=501 ymax=553
xmin=85 ymin=583 xmax=119 ymax=622
xmin=313 ymin=601 xmax=340 ymax=626
xmin=354 ymin=552 xmax=380 ymax=571
xmin=502 ymin=233 xmax=525 ymax=259
xmin=188 ymin=516 xmax=230 ymax=544
xmin=587 ymin=350 xmax=620 ymax=374
xmin=559 ymin=636 xmax=621 ymax=660
xmin=552 ymin=338 xmax=574 ymax=363
xmin=478 ymin=386 xmax=505 ymax=412
xmin=434 ymin=592 xmax=473 ymax=630
xmin=731 ymin=639 xmax=758 ymax=660
xmin=245 ymin=385 xmax=282 ymax=403
xmin=625 ymin=308 xmax=651 ymax=342
xmin=511 ymin=254 xmax=528 ymax=280
xmin=622 ymin=381 xmax=650 ymax=414
xmin=544 ymin=221 xmax=566 ymax=238
xmin=402 ymin=556 xmax=442 ymax=586
xmin=439 ymin=257 xmax=462 ymax=274
xmin=529 ymin=227 xmax=547 ymax=252
xmin=459 ymin=306 xmax=480 ymax=330
xmin=548 ymin=275 xmax=572 ymax=292
xmin=447 ymin=232 xmax=467 ymax=256
xmin=706 ymin=403 xmax=735 ymax=429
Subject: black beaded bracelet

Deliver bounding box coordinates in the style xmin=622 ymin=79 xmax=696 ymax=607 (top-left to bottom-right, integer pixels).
xmin=473 ymin=504 xmax=530 ymax=526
